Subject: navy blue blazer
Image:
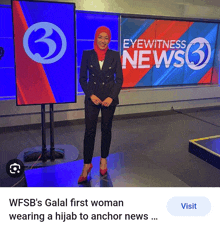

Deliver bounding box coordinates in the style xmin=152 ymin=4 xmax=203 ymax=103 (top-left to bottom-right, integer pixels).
xmin=79 ymin=49 xmax=123 ymax=106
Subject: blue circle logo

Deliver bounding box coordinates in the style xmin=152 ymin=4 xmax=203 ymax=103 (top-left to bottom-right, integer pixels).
xmin=23 ymin=22 xmax=67 ymax=64
xmin=185 ymin=37 xmax=211 ymax=70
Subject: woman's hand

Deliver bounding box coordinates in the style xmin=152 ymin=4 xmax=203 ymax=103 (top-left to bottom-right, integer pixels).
xmin=90 ymin=95 xmax=102 ymax=105
xmin=102 ymin=97 xmax=113 ymax=107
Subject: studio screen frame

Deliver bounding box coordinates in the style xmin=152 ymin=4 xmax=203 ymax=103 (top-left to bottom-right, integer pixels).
xmin=120 ymin=15 xmax=220 ymax=88
xmin=12 ymin=0 xmax=77 ymax=106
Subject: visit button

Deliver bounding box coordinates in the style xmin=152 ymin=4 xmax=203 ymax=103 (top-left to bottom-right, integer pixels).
xmin=167 ymin=196 xmax=211 ymax=216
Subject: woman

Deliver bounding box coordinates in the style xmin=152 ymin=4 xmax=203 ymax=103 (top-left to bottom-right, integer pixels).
xmin=78 ymin=26 xmax=123 ymax=183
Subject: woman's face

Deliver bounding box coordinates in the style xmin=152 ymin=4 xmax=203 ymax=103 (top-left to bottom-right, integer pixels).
xmin=97 ymin=32 xmax=109 ymax=50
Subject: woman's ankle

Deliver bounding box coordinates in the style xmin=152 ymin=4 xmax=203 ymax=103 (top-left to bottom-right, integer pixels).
xmin=100 ymin=158 xmax=107 ymax=163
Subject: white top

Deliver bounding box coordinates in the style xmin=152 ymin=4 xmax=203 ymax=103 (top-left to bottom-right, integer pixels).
xmin=99 ymin=60 xmax=104 ymax=70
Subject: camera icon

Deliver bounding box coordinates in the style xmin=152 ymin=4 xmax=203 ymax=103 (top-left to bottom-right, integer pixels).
xmin=6 ymin=159 xmax=24 ymax=178
xmin=9 ymin=163 xmax=21 ymax=174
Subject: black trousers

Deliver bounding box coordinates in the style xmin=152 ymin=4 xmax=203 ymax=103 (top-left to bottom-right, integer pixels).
xmin=83 ymin=100 xmax=116 ymax=164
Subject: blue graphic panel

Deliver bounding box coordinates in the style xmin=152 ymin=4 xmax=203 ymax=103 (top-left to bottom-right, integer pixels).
xmin=77 ymin=12 xmax=118 ymax=40
xmin=0 ymin=68 xmax=16 ymax=100
xmin=0 ymin=5 xmax=15 ymax=101
xmin=0 ymin=38 xmax=14 ymax=68
xmin=184 ymin=22 xmax=218 ymax=84
xmin=0 ymin=5 xmax=13 ymax=37
xmin=76 ymin=12 xmax=119 ymax=94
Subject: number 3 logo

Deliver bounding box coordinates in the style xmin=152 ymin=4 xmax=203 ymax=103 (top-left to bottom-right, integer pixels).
xmin=23 ymin=22 xmax=67 ymax=64
xmin=185 ymin=37 xmax=211 ymax=70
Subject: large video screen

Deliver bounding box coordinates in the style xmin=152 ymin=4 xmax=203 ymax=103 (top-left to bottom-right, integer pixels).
xmin=121 ymin=17 xmax=219 ymax=88
xmin=12 ymin=0 xmax=76 ymax=105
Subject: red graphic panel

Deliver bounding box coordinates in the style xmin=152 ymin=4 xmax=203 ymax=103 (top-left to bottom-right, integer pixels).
xmin=198 ymin=67 xmax=212 ymax=84
xmin=13 ymin=1 xmax=56 ymax=105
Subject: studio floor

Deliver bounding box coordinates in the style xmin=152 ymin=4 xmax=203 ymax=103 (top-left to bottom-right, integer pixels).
xmin=1 ymin=107 xmax=220 ymax=187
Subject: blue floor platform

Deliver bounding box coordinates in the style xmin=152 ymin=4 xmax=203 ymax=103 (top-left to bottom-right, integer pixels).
xmin=189 ymin=135 xmax=220 ymax=170
xmin=25 ymin=151 xmax=188 ymax=187
xmin=25 ymin=153 xmax=125 ymax=187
